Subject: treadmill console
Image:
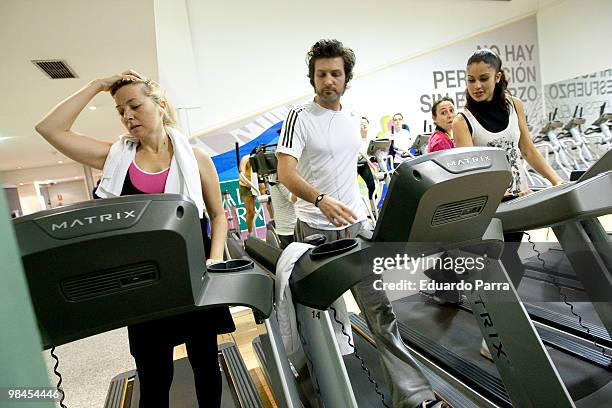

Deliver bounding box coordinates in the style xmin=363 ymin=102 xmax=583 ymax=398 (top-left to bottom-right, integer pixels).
xmin=410 ymin=133 xmax=431 ymax=152
xmin=367 ymin=138 xmax=391 ymax=156
xmin=563 ymin=117 xmax=586 ymax=131
xmin=249 ymin=145 xmax=278 ymax=176
xmin=541 ymin=121 xmax=563 ymax=134
xmin=373 ymin=147 xmax=511 ymax=243
xmin=12 ymin=194 xmax=206 ymax=348
xmin=593 ymin=113 xmax=612 ymax=126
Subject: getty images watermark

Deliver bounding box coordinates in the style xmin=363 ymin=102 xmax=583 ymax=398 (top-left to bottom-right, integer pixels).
xmin=369 ymin=253 xmax=511 ymax=292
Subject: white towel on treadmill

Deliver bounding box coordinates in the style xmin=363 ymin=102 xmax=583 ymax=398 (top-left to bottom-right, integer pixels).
xmin=95 ymin=127 xmax=204 ymax=217
xmin=275 ymin=242 xmax=353 ymax=356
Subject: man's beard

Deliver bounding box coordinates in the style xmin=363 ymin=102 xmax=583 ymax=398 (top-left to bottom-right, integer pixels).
xmin=316 ymin=86 xmax=345 ymax=103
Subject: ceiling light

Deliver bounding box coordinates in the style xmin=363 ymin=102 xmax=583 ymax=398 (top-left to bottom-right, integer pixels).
xmin=58 ymin=160 xmax=63 ymax=164
xmin=19 ymin=183 xmax=24 ymax=186
xmin=89 ymin=106 xmax=97 ymax=111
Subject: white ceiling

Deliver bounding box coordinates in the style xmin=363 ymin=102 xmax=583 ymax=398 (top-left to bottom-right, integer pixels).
xmin=0 ymin=0 xmax=158 ymax=172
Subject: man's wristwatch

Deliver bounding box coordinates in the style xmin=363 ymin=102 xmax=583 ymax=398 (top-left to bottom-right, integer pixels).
xmin=314 ymin=193 xmax=326 ymax=207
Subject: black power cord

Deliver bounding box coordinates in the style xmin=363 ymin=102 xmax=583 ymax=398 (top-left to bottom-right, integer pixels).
xmin=295 ymin=318 xmax=321 ymax=395
xmin=50 ymin=347 xmax=67 ymax=408
xmin=524 ymin=232 xmax=611 ymax=363
xmin=330 ymin=306 xmax=390 ymax=408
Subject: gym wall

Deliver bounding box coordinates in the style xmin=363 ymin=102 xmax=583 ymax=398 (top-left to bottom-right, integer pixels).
xmin=544 ymin=69 xmax=612 ymax=125
xmin=156 ymin=0 xmax=552 ymax=133
xmin=538 ymin=0 xmax=612 ymax=124
xmin=537 ymin=0 xmax=612 ymax=85
xmin=194 ymin=14 xmax=544 ymax=175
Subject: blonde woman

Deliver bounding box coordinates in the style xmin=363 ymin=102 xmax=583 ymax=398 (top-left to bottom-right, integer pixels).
xmin=36 ymin=70 xmax=233 ymax=407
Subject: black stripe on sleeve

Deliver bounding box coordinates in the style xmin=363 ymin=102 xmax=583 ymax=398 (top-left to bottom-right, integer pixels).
xmin=286 ymin=109 xmax=300 ymax=149
xmin=282 ymin=109 xmax=296 ymax=147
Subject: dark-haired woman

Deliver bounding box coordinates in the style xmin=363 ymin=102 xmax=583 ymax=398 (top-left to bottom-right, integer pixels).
xmin=453 ymin=49 xmax=562 ymax=192
xmin=427 ymin=97 xmax=456 ymax=153
xmin=453 ymin=49 xmax=562 ymax=359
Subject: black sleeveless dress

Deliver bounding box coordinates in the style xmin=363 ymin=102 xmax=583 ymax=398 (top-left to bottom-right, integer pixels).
xmin=109 ymin=171 xmax=236 ymax=354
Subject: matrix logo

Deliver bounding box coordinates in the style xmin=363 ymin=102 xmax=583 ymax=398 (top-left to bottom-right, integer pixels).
xmin=34 ymin=201 xmax=149 ymax=240
xmin=51 ymin=211 xmax=137 ymax=231
xmin=446 ymin=155 xmax=491 ymax=167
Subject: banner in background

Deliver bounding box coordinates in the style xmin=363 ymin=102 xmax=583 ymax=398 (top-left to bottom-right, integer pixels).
xmin=220 ymin=179 xmax=270 ymax=233
xmin=346 ymin=15 xmax=543 ymax=136
xmin=191 ymin=107 xmax=291 ymax=182
xmin=544 ymin=68 xmax=612 ymax=124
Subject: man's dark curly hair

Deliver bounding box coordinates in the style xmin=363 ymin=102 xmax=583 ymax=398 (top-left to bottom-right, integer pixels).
xmin=307 ymin=39 xmax=356 ymax=88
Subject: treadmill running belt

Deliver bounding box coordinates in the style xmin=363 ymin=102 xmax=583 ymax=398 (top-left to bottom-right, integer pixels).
xmin=343 ymin=332 xmax=393 ymax=407
xmin=518 ymin=269 xmax=607 ymax=330
xmin=525 ymin=303 xmax=612 ymax=347
xmin=392 ymin=294 xmax=612 ymax=402
xmin=129 ymin=358 xmax=239 ymax=408
xmin=522 ymin=244 xmax=577 ymax=279
xmin=106 ymin=343 xmax=261 ymax=408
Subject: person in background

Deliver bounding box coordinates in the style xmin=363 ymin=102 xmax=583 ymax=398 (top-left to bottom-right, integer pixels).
xmin=268 ymin=175 xmax=297 ymax=249
xmin=388 ymin=112 xmax=416 ymax=166
xmin=357 ymin=116 xmax=376 ymax=200
xmin=239 ymin=154 xmax=258 ymax=234
xmin=35 ymin=70 xmax=233 ymax=408
xmin=240 ymin=150 xmax=275 ymax=235
xmin=360 ymin=116 xmax=371 ymax=153
xmin=427 ymin=97 xmax=456 ymax=152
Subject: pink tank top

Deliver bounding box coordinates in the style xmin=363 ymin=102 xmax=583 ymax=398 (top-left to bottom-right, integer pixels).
xmin=128 ymin=161 xmax=169 ymax=194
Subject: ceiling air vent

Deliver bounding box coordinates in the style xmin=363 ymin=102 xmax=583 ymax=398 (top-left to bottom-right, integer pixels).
xmin=31 ymin=59 xmax=77 ymax=79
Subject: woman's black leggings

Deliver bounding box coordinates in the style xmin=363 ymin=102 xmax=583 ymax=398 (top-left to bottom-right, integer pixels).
xmin=133 ymin=331 xmax=221 ymax=408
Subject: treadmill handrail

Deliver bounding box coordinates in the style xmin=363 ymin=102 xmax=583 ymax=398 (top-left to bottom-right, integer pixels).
xmin=245 ymin=236 xmax=282 ymax=273
xmin=496 ymin=171 xmax=612 ymax=232
xmin=577 ymin=148 xmax=612 ymax=182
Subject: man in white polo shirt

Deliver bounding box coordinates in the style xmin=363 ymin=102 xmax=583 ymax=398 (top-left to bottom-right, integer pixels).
xmin=277 ymin=39 xmax=446 ymax=408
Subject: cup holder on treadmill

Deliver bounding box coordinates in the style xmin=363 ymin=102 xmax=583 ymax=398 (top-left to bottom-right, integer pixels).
xmin=207 ymin=259 xmax=254 ymax=272
xmin=309 ymin=238 xmax=358 ymax=260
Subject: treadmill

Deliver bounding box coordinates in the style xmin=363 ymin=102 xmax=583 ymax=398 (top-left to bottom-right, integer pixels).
xmin=245 ymin=235 xmax=401 ymax=408
xmin=12 ymin=194 xmax=302 ymax=408
xmin=242 ymin=147 xmax=581 ymax=407
xmin=245 ymin=236 xmax=489 ymax=408
xmin=392 ymin=151 xmax=612 ymax=406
